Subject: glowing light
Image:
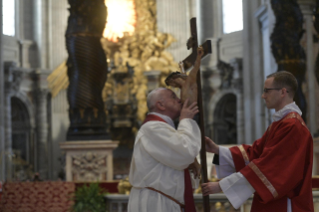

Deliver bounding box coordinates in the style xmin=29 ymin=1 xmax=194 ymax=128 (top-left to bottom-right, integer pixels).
xmin=103 ymin=0 xmax=136 ymax=42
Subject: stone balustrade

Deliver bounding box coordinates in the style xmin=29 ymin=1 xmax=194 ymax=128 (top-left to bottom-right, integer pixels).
xmin=105 ymin=190 xmax=319 ymax=212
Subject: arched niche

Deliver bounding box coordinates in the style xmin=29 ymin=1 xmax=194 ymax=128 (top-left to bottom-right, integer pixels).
xmin=11 ymin=97 xmax=31 ymax=162
xmin=212 ymin=93 xmax=237 ymax=145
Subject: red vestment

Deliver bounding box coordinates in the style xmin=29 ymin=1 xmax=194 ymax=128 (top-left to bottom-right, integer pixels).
xmin=230 ymin=112 xmax=313 ymax=212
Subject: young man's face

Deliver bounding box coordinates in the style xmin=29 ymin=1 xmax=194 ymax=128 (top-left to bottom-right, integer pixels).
xmin=262 ymin=77 xmax=283 ymax=111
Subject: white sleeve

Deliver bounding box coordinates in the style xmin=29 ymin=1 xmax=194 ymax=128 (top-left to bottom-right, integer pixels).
xmin=219 ymin=172 xmax=255 ymax=209
xmin=142 ymin=119 xmax=201 ymax=170
xmin=215 ymin=146 xmax=236 ymax=178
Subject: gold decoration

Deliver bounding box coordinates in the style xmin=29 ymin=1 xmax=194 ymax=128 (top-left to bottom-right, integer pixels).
xmin=47 ymin=60 xmax=68 ymax=98
xmin=102 ymin=0 xmax=179 ymax=122
xmin=117 ymin=177 xmax=132 ymax=194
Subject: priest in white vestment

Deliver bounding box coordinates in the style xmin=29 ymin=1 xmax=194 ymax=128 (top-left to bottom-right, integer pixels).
xmin=128 ymin=88 xmax=201 ymax=212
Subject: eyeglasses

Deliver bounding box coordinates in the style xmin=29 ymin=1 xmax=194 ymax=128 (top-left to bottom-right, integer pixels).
xmin=263 ymin=88 xmax=289 ymax=93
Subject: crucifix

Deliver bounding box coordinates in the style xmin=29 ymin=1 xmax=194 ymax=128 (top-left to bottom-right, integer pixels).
xmin=168 ymin=17 xmax=212 ymax=212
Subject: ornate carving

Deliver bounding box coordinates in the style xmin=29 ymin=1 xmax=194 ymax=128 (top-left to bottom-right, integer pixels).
xmin=270 ymin=0 xmax=307 ymax=121
xmin=66 ymin=0 xmax=109 ymax=140
xmin=105 ymin=64 xmax=137 ymax=129
xmin=72 ymin=152 xmax=107 ymax=181
xmin=4 ymin=62 xmax=24 ymax=93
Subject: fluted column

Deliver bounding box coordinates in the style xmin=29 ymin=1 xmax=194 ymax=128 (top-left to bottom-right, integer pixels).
xmin=298 ymin=0 xmax=317 ymax=134
xmin=156 ymin=0 xmax=192 ymax=62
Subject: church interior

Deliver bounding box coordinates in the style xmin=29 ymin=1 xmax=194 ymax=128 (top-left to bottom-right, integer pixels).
xmin=1 ymin=0 xmax=319 ymax=211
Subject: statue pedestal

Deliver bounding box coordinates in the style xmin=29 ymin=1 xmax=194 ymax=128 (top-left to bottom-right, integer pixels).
xmin=60 ymin=140 xmax=119 ymax=182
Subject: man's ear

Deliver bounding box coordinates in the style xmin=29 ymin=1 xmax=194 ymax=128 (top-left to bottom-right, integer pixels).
xmin=156 ymin=101 xmax=165 ymax=111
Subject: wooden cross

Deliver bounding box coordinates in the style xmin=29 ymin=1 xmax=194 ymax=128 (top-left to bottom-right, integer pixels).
xmin=181 ymin=17 xmax=212 ymax=212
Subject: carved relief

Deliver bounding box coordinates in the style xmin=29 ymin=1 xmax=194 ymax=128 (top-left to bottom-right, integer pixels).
xmin=71 ymin=152 xmax=108 ymax=181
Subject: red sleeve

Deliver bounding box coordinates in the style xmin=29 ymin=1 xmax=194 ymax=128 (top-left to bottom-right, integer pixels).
xmin=240 ymin=119 xmax=312 ymax=204
xmin=230 ymin=130 xmax=268 ymax=172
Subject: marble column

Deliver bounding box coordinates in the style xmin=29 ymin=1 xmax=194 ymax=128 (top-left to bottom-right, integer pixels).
xmin=0 ymin=0 xmax=5 ymax=181
xmin=34 ymin=0 xmax=48 ymax=69
xmin=298 ymin=0 xmax=317 ymax=135
xmin=255 ymin=2 xmax=277 ymax=130
xmin=30 ymin=71 xmax=49 ymax=179
xmin=242 ymin=0 xmax=264 ymax=143
xmin=196 ymin=0 xmax=214 ymax=44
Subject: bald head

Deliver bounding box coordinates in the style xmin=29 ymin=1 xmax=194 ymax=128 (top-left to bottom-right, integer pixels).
xmin=147 ymin=88 xmax=167 ymax=112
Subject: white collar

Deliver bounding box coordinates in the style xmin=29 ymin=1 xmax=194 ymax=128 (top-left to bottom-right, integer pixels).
xmin=148 ymin=112 xmax=175 ymax=128
xmin=272 ymin=102 xmax=302 ymax=122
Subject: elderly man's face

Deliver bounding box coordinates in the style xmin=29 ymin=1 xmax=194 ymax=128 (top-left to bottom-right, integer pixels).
xmin=160 ymin=89 xmax=182 ymax=119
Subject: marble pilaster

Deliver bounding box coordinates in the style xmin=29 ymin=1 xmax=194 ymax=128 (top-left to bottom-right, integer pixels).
xmin=242 ymin=0 xmax=264 ymax=143
xmin=298 ymin=0 xmax=317 ymax=135
xmin=255 ymin=3 xmax=277 ymax=131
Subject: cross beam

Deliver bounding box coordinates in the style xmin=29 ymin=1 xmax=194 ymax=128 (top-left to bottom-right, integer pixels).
xmin=181 ymin=17 xmax=211 ymax=212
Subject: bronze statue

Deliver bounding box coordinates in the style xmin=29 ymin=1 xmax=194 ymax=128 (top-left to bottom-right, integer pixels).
xmin=65 ymin=0 xmax=108 ymax=140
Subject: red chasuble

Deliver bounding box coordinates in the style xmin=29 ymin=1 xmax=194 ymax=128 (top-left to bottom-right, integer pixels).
xmin=143 ymin=114 xmax=196 ymax=212
xmin=230 ymin=112 xmax=314 ymax=212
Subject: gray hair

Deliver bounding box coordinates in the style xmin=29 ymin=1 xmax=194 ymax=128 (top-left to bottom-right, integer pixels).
xmin=146 ymin=87 xmax=167 ymax=112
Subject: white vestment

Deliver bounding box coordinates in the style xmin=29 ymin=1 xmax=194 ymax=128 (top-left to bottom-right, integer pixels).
xmin=128 ymin=116 xmax=201 ymax=212
xmin=216 ymin=102 xmax=301 ymax=211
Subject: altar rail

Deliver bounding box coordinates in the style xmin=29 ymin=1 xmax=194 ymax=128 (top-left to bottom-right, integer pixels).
xmin=105 ymin=191 xmax=319 ymax=212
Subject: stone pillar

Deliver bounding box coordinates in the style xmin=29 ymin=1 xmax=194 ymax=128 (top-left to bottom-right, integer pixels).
xmin=230 ymin=58 xmax=244 ymax=144
xmin=196 ymin=0 xmax=214 ymax=44
xmin=0 ymin=0 xmax=5 ymax=181
xmin=255 ymin=2 xmax=277 ymax=130
xmin=242 ymin=0 xmax=264 ymax=143
xmin=34 ymin=0 xmax=48 ymax=69
xmin=30 ymin=71 xmax=50 ymax=179
xmin=298 ymin=0 xmax=317 ymax=134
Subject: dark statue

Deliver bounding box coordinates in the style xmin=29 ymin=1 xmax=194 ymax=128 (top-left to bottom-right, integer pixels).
xmin=65 ymin=0 xmax=109 ymax=140
xmin=270 ymin=0 xmax=307 ymax=121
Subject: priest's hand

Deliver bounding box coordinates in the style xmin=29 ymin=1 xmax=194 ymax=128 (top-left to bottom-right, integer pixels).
xmin=179 ymin=99 xmax=199 ymax=121
xmin=205 ymin=136 xmax=219 ymax=154
xmin=201 ymin=182 xmax=222 ymax=196
xmin=188 ymin=158 xmax=201 ymax=179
